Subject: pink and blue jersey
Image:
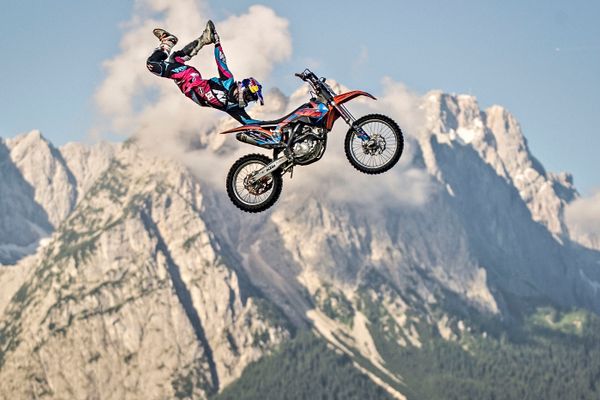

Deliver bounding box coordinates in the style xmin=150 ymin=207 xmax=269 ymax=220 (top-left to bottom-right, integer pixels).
xmin=147 ymin=43 xmax=256 ymax=124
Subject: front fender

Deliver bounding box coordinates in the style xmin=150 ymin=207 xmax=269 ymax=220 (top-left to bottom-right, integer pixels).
xmin=333 ymin=90 xmax=376 ymax=105
xmin=324 ymin=91 xmax=376 ymax=130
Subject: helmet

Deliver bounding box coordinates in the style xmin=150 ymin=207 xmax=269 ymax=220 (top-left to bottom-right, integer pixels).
xmin=239 ymin=77 xmax=264 ymax=106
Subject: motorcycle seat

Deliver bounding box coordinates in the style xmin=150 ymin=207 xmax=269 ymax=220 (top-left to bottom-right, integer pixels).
xmin=251 ymin=104 xmax=310 ymax=127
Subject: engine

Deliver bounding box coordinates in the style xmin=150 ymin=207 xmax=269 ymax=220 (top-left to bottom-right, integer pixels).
xmin=291 ymin=127 xmax=327 ymax=165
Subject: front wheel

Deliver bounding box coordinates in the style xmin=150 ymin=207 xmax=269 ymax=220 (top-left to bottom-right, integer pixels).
xmin=226 ymin=153 xmax=283 ymax=213
xmin=344 ymin=114 xmax=404 ymax=174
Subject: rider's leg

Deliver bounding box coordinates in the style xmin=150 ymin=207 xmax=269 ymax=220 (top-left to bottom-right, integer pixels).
xmin=214 ymin=43 xmax=233 ymax=82
xmin=146 ymin=29 xmax=203 ymax=82
xmin=146 ymin=47 xmax=191 ymax=78
xmin=181 ymin=20 xmax=218 ymax=59
xmin=146 ymin=48 xmax=170 ymax=77
xmin=153 ymin=28 xmax=178 ymax=52
xmin=147 ymin=28 xmax=184 ymax=77
xmin=146 ymin=27 xmax=212 ymax=103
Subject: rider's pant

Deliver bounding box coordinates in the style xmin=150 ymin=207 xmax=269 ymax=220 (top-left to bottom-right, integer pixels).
xmin=145 ymin=44 xmax=253 ymax=123
xmin=146 ymin=48 xmax=196 ymax=79
xmin=146 ymin=47 xmax=212 ymax=100
xmin=146 ymin=43 xmax=232 ymax=81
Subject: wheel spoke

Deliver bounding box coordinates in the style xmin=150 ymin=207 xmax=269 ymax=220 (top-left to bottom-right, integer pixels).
xmin=232 ymin=159 xmax=275 ymax=206
xmin=348 ymin=118 xmax=401 ymax=170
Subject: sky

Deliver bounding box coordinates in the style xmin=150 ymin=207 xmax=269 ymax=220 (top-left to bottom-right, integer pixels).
xmin=1 ymin=0 xmax=599 ymax=194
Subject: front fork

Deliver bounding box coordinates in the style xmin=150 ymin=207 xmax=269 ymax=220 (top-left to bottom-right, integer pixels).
xmin=333 ymin=102 xmax=370 ymax=141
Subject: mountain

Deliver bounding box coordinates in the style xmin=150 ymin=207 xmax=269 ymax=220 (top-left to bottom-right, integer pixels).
xmin=0 ymin=132 xmax=115 ymax=265
xmin=1 ymin=91 xmax=600 ymax=399
xmin=0 ymin=141 xmax=291 ymax=399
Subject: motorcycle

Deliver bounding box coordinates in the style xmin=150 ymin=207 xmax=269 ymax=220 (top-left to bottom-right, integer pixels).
xmin=220 ymin=68 xmax=404 ymax=212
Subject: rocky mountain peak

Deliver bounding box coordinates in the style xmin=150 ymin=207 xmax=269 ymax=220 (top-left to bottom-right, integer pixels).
xmin=5 ymin=130 xmax=76 ymax=227
xmin=423 ymin=91 xmax=486 ymax=143
xmin=5 ymin=129 xmax=45 ymax=148
xmin=422 ymin=92 xmax=577 ymax=236
xmin=0 ymin=132 xmax=116 ymax=265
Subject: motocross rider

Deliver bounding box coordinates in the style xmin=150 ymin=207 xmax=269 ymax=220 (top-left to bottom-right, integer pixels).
xmin=146 ymin=21 xmax=264 ymax=124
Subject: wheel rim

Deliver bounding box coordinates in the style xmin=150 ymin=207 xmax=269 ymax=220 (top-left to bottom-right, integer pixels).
xmin=232 ymin=160 xmax=275 ymax=206
xmin=349 ymin=120 xmax=399 ymax=169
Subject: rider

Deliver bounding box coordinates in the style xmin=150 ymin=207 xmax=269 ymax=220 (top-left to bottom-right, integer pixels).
xmin=146 ymin=21 xmax=263 ymax=124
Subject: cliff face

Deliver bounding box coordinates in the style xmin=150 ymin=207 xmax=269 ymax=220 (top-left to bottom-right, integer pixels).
xmin=0 ymin=132 xmax=115 ymax=265
xmin=0 ymin=144 xmax=290 ymax=399
xmin=422 ymin=92 xmax=576 ymax=237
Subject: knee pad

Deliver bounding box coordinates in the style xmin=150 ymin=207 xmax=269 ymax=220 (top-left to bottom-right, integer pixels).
xmin=146 ymin=61 xmax=163 ymax=76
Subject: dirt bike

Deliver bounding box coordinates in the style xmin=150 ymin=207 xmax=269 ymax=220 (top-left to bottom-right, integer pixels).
xmin=220 ymin=68 xmax=404 ymax=212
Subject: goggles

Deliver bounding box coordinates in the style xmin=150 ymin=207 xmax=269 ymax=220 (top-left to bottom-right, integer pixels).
xmin=249 ymin=83 xmax=260 ymax=94
xmin=241 ymin=78 xmax=264 ymax=106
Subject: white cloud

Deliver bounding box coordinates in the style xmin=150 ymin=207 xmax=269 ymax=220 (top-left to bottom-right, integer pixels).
xmin=566 ymin=189 xmax=600 ymax=247
xmin=94 ymin=0 xmax=292 ymax=145
xmin=179 ymin=76 xmax=432 ymax=208
xmin=378 ymin=78 xmax=428 ymax=139
xmin=93 ymin=1 xmax=432 ymax=208
xmin=281 ymin=77 xmax=432 ymax=207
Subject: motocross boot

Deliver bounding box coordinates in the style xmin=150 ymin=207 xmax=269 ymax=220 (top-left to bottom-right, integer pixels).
xmin=153 ymin=28 xmax=178 ymax=53
xmin=184 ymin=20 xmax=219 ymax=58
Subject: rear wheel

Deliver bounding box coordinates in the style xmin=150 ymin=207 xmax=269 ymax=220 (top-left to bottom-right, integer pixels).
xmin=344 ymin=114 xmax=404 ymax=174
xmin=226 ymin=153 xmax=283 ymax=213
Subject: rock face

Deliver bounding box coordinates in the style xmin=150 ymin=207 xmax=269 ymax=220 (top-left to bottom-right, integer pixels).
xmin=0 ymin=132 xmax=116 ymax=265
xmin=1 ymin=92 xmax=600 ymax=399
xmin=422 ymin=92 xmax=577 ymax=237
xmin=0 ymin=143 xmax=289 ymax=399
xmin=0 ymin=139 xmax=52 ymax=264
xmin=417 ymin=93 xmax=599 ymax=309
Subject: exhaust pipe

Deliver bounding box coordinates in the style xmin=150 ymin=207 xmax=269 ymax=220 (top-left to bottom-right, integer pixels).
xmin=236 ymin=132 xmax=262 ymax=147
xmin=236 ymin=131 xmax=280 ymax=149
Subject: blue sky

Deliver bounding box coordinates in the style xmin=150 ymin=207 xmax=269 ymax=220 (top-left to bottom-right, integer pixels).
xmin=1 ymin=1 xmax=599 ymax=194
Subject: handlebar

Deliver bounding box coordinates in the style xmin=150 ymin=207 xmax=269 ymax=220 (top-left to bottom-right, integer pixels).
xmin=294 ymin=68 xmax=335 ymax=101
xmin=295 ymin=70 xmax=313 ymax=81
xmin=295 ymin=68 xmax=320 ymax=81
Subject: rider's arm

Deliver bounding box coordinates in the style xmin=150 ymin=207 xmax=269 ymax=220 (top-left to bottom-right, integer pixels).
xmin=227 ymin=107 xmax=259 ymax=125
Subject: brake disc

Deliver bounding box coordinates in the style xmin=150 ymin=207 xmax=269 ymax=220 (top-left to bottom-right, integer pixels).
xmin=244 ymin=175 xmax=273 ymax=195
xmin=363 ymin=135 xmax=387 ymax=155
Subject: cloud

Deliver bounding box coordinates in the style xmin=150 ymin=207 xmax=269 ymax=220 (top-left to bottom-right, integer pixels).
xmin=179 ymin=76 xmax=432 ymax=208
xmin=94 ymin=0 xmax=292 ymax=146
xmin=92 ymin=0 xmax=297 ymax=196
xmin=281 ymin=78 xmax=432 ymax=207
xmin=565 ymin=189 xmax=600 ymax=247
xmin=93 ymin=1 xmax=432 ymax=208
xmin=378 ymin=78 xmax=428 ymax=139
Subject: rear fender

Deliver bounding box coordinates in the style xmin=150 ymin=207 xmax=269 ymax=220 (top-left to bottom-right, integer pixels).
xmin=219 ymin=125 xmax=272 ymax=135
